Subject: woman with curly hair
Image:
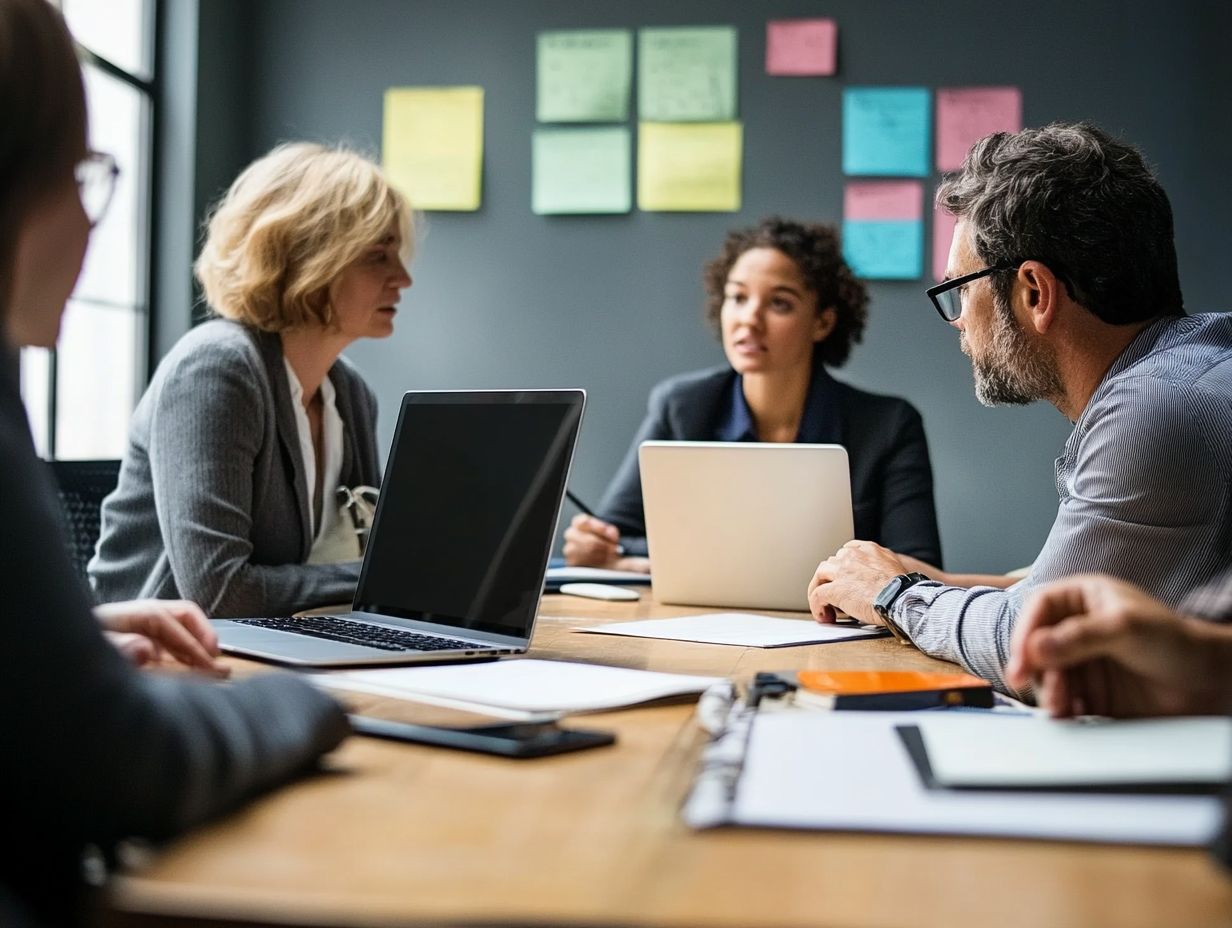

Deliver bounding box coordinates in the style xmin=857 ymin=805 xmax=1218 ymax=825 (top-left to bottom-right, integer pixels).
xmin=564 ymin=216 xmax=942 ymax=572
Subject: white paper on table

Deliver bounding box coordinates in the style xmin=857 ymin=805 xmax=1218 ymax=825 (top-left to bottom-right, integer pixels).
xmin=546 ymin=566 xmax=651 ymax=585
xmin=913 ymin=714 xmax=1232 ymax=789
xmin=715 ymin=711 xmax=1221 ymax=846
xmin=573 ymin=612 xmax=888 ymax=647
xmin=313 ymin=658 xmax=722 ymax=720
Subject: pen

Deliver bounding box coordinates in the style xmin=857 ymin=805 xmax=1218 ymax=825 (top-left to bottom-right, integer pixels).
xmin=564 ymin=490 xmax=625 ymax=556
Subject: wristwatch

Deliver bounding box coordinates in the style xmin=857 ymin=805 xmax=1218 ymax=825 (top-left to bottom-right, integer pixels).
xmin=872 ymin=572 xmax=930 ymax=645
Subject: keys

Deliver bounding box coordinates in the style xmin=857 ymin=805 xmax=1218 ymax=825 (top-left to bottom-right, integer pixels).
xmin=234 ymin=616 xmax=479 ymax=652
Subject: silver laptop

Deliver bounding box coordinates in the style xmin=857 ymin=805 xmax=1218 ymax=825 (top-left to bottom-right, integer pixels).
xmin=213 ymin=389 xmax=585 ymax=666
xmin=639 ymin=441 xmax=853 ymax=611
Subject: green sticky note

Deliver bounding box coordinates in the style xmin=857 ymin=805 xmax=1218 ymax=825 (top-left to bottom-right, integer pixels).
xmin=639 ymin=26 xmax=737 ymax=122
xmin=638 ymin=122 xmax=742 ymax=212
xmin=537 ymin=29 xmax=632 ymax=123
xmin=533 ymin=127 xmax=631 ymax=215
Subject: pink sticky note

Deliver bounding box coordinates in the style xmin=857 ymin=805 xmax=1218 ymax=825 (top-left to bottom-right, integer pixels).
xmin=766 ymin=19 xmax=837 ymax=76
xmin=933 ymin=208 xmax=958 ymax=282
xmin=843 ymin=180 xmax=923 ymax=222
xmin=936 ymin=87 xmax=1023 ymax=172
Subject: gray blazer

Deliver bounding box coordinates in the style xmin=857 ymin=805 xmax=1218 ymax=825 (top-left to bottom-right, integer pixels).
xmin=90 ymin=319 xmax=382 ymax=618
xmin=0 ymin=348 xmax=347 ymax=923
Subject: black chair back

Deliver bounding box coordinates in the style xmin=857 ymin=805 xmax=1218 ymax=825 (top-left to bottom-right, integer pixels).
xmin=47 ymin=459 xmax=121 ymax=579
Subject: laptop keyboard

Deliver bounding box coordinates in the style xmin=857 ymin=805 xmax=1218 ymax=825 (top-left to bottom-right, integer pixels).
xmin=233 ymin=616 xmax=485 ymax=653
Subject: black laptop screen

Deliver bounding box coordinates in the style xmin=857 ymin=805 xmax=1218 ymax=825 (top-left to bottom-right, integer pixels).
xmin=353 ymin=391 xmax=583 ymax=638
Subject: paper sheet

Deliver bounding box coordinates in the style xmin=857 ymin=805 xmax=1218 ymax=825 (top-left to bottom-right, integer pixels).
xmin=914 ymin=714 xmax=1232 ymax=788
xmin=382 ymin=86 xmax=484 ymax=211
xmin=765 ymin=18 xmax=837 ymax=76
xmin=532 ymin=127 xmax=631 ymax=214
xmin=724 ymin=712 xmax=1221 ymax=846
xmin=637 ymin=121 xmax=743 ymax=212
xmin=842 ymin=219 xmax=923 ymax=280
xmin=315 ymin=659 xmax=721 ymax=720
xmin=844 ymin=180 xmax=923 ymax=221
xmin=842 ymin=87 xmax=931 ymax=177
xmin=536 ymin=29 xmax=632 ymax=123
xmin=545 ymin=566 xmax=651 ymax=585
xmin=575 ymin=613 xmax=887 ymax=648
xmin=936 ymin=86 xmax=1022 ymax=172
xmin=638 ymin=26 xmax=737 ymax=122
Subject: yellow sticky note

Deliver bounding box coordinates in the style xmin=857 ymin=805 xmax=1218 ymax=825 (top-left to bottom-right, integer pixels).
xmin=637 ymin=122 xmax=742 ymax=212
xmin=382 ymin=86 xmax=484 ymax=211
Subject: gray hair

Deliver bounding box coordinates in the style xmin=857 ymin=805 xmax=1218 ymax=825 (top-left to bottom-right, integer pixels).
xmin=936 ymin=122 xmax=1184 ymax=324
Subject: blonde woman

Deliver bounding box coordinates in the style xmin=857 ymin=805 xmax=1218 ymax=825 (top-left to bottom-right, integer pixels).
xmin=91 ymin=144 xmax=412 ymax=617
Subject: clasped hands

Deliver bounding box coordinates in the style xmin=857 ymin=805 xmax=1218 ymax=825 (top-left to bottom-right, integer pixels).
xmin=96 ymin=599 xmax=230 ymax=678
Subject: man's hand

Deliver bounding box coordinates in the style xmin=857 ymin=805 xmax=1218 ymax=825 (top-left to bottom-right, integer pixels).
xmin=808 ymin=540 xmax=907 ymax=625
xmin=95 ymin=599 xmax=230 ymax=678
xmin=1008 ymin=574 xmax=1232 ymax=718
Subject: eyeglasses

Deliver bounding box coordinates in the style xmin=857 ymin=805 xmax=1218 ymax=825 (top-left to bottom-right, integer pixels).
xmin=74 ymin=150 xmax=120 ymax=227
xmin=925 ymin=263 xmax=1019 ymax=322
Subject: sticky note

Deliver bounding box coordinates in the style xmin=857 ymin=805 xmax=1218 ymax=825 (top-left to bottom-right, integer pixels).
xmin=638 ymin=122 xmax=742 ymax=212
xmin=843 ymin=221 xmax=923 ymax=280
xmin=532 ymin=127 xmax=631 ymax=215
xmin=843 ymin=180 xmax=923 ymax=222
xmin=766 ymin=18 xmax=837 ymax=76
xmin=382 ymin=87 xmax=484 ymax=211
xmin=638 ymin=26 xmax=737 ymax=122
xmin=936 ymin=86 xmax=1022 ymax=171
xmin=537 ymin=30 xmax=632 ymax=123
xmin=933 ymin=208 xmax=958 ymax=282
xmin=842 ymin=87 xmax=931 ymax=177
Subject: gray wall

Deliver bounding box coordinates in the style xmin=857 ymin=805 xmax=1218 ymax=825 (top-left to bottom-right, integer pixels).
xmin=192 ymin=0 xmax=1231 ymax=572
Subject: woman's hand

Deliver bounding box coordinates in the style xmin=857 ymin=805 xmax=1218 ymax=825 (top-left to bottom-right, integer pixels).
xmin=96 ymin=599 xmax=231 ymax=678
xmin=563 ymin=514 xmax=626 ymax=568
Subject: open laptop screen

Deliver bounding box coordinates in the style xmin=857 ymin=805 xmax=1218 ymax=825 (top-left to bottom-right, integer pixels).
xmin=353 ymin=390 xmax=583 ymax=639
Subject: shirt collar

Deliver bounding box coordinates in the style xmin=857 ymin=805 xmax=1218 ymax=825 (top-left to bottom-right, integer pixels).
xmin=717 ymin=364 xmax=841 ymax=444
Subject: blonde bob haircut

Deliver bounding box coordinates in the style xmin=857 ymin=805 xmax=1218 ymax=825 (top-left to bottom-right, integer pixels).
xmin=195 ymin=142 xmax=413 ymax=332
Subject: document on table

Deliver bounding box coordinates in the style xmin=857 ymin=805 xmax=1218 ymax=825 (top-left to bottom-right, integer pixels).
xmin=314 ymin=659 xmax=722 ymax=720
xmin=574 ymin=613 xmax=888 ymax=647
xmin=545 ymin=565 xmax=651 ymax=586
xmin=906 ymin=714 xmax=1232 ymax=790
xmin=683 ymin=710 xmax=1222 ymax=846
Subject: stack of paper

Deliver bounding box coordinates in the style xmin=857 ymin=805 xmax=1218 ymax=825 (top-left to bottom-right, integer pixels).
xmin=575 ymin=613 xmax=887 ymax=648
xmin=315 ymin=659 xmax=722 ymax=720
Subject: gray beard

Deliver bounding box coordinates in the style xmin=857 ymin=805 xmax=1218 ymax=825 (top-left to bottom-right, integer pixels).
xmin=964 ymin=295 xmax=1063 ymax=407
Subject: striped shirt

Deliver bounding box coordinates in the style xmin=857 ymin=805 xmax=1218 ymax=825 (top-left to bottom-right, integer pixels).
xmin=1182 ymin=569 xmax=1232 ymax=621
xmin=893 ymin=313 xmax=1232 ymax=691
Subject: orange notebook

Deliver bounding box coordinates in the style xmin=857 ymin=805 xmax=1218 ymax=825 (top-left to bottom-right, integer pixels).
xmin=793 ymin=670 xmax=994 ymax=710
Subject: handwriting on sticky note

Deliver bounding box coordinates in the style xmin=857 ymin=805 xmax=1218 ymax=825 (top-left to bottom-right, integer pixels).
xmin=638 ymin=26 xmax=738 ymax=122
xmin=537 ymin=30 xmax=632 ymax=123
xmin=382 ymin=86 xmax=483 ymax=211
xmin=638 ymin=121 xmax=743 ymax=212
xmin=843 ymin=219 xmax=924 ymax=280
xmin=766 ymin=18 xmax=837 ymax=76
xmin=844 ymin=180 xmax=923 ymax=222
xmin=936 ymin=87 xmax=1022 ymax=171
xmin=533 ymin=127 xmax=631 ymax=215
xmin=842 ymin=87 xmax=931 ymax=177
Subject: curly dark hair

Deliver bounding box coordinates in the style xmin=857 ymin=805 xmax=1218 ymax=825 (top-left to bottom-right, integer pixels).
xmin=702 ymin=217 xmax=869 ymax=368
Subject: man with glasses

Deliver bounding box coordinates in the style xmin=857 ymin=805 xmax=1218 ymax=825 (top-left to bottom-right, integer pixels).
xmin=808 ymin=121 xmax=1232 ymax=693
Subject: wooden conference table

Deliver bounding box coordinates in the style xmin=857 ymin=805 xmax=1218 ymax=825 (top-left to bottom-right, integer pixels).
xmin=106 ymin=595 xmax=1232 ymax=928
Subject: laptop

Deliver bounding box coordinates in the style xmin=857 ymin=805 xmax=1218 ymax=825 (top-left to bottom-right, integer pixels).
xmin=638 ymin=441 xmax=853 ymax=611
xmin=213 ymin=389 xmax=585 ymax=666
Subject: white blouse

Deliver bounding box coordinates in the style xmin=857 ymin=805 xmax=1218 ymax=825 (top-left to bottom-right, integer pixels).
xmin=283 ymin=358 xmax=347 ymax=561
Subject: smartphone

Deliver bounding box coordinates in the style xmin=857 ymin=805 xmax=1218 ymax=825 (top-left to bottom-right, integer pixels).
xmin=349 ymin=715 xmax=615 ymax=758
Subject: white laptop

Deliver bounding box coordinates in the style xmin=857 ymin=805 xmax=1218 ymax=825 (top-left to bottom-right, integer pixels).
xmin=638 ymin=441 xmax=853 ymax=611
xmin=213 ymin=389 xmax=585 ymax=666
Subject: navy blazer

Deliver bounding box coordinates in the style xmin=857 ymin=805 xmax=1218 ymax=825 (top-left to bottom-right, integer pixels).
xmin=597 ymin=366 xmax=943 ymax=566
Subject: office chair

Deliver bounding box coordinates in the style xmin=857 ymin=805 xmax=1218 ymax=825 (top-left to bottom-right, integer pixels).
xmin=47 ymin=458 xmax=121 ymax=579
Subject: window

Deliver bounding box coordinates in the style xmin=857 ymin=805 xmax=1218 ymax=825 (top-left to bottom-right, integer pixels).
xmin=20 ymin=0 xmax=154 ymax=459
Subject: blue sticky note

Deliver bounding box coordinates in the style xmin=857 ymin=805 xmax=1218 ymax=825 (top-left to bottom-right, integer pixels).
xmin=843 ymin=87 xmax=931 ymax=177
xmin=842 ymin=219 xmax=923 ymax=279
